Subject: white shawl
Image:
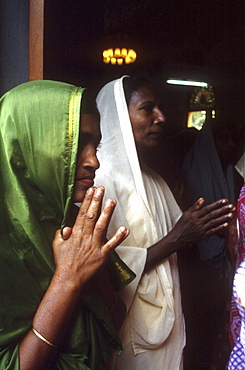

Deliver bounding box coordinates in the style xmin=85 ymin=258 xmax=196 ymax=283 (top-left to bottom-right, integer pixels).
xmin=95 ymin=77 xmax=185 ymax=369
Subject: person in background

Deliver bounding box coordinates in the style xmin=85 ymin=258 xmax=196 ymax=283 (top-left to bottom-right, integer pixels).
xmin=228 ymin=151 xmax=245 ymax=369
xmin=0 ymin=80 xmax=135 ymax=370
xmin=94 ymin=75 xmax=235 ymax=370
xmin=179 ymin=114 xmax=245 ymax=369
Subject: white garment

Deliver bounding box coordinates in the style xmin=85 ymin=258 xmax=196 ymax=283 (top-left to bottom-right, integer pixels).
xmin=95 ymin=76 xmax=185 ymax=369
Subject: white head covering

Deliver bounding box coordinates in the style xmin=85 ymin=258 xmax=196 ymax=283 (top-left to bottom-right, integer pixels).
xmin=95 ymin=76 xmax=185 ymax=367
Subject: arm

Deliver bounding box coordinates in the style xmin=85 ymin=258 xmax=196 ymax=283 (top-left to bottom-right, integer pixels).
xmin=19 ymin=186 xmax=129 ymax=370
xmin=144 ymin=197 xmax=235 ymax=273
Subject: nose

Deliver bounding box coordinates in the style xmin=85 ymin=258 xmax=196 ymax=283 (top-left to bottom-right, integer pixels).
xmin=85 ymin=151 xmax=100 ymax=171
xmin=77 ymin=149 xmax=100 ymax=172
xmin=154 ymin=107 xmax=166 ymax=124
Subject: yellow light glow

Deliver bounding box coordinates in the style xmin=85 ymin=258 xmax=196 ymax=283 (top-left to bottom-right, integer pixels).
xmin=121 ymin=48 xmax=127 ymax=57
xmin=107 ymin=48 xmax=113 ymax=58
xmin=128 ymin=49 xmax=136 ymax=58
xmin=125 ymin=55 xmax=131 ymax=64
xmin=114 ymin=48 xmax=121 ymax=57
xmin=102 ymin=48 xmax=137 ymax=65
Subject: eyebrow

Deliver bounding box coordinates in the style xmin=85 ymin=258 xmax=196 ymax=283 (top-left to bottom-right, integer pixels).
xmin=141 ymin=100 xmax=155 ymax=104
xmin=78 ymin=131 xmax=101 ymax=146
xmin=139 ymin=100 xmax=156 ymax=107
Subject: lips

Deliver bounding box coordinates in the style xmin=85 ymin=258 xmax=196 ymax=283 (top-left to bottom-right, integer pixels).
xmin=149 ymin=130 xmax=163 ymax=138
xmin=75 ymin=176 xmax=94 ymax=188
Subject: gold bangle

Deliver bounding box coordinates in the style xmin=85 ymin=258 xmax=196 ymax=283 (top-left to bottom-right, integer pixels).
xmin=32 ymin=328 xmax=58 ymax=348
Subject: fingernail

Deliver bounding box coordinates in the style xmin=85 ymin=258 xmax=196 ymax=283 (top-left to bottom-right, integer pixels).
xmin=105 ymin=199 xmax=115 ymax=207
xmin=87 ymin=187 xmax=94 ymax=195
xmin=96 ymin=187 xmax=104 ymax=196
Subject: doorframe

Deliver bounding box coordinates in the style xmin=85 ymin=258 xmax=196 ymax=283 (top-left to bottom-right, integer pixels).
xmin=28 ymin=0 xmax=44 ymax=81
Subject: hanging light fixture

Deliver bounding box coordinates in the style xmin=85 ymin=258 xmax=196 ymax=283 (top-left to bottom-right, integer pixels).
xmin=103 ymin=48 xmax=137 ymax=65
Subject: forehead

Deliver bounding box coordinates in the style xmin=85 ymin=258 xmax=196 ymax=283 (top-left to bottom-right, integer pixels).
xmin=79 ymin=113 xmax=101 ymax=143
xmin=80 ymin=113 xmax=100 ymax=132
xmin=129 ymin=86 xmax=158 ymax=105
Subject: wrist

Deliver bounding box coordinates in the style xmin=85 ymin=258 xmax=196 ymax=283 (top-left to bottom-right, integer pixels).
xmin=52 ymin=269 xmax=84 ymax=294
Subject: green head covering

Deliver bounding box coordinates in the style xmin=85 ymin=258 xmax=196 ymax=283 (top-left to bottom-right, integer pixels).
xmin=0 ymin=80 xmax=123 ymax=369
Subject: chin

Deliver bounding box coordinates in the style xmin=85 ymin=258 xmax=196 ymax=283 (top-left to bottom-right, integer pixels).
xmin=147 ymin=140 xmax=160 ymax=149
xmin=73 ymin=190 xmax=87 ymax=204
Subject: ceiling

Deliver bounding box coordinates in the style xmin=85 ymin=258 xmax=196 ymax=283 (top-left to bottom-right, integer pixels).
xmin=44 ymin=0 xmax=245 ymax=124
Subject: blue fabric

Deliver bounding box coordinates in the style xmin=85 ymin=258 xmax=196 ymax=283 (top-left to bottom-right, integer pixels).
xmin=181 ymin=121 xmax=235 ymax=262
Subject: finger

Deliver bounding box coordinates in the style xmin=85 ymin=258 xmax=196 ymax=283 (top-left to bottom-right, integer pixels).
xmin=93 ymin=198 xmax=117 ymax=245
xmin=203 ymin=211 xmax=234 ymax=234
xmin=79 ymin=186 xmax=105 ymax=234
xmin=188 ymin=197 xmax=205 ymax=212
xmin=200 ymin=203 xmax=235 ymax=223
xmin=102 ymin=226 xmax=130 ymax=254
xmin=72 ymin=187 xmax=97 ymax=232
xmin=197 ymin=198 xmax=231 ymax=218
xmin=204 ymin=221 xmax=230 ymax=238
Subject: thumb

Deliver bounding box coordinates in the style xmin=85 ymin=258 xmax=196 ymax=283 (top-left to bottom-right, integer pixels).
xmin=190 ymin=197 xmax=205 ymax=212
xmin=62 ymin=226 xmax=73 ymax=240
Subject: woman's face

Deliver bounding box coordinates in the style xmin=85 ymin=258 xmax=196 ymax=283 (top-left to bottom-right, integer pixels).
xmin=73 ymin=113 xmax=101 ymax=203
xmin=128 ymin=86 xmax=166 ymax=153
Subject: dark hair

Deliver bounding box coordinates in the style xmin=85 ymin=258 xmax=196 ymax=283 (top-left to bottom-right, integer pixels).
xmin=81 ymin=88 xmax=100 ymax=119
xmin=123 ymin=76 xmax=155 ymax=107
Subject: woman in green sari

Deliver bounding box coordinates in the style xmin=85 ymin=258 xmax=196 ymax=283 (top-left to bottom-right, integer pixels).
xmin=0 ymin=80 xmax=134 ymax=369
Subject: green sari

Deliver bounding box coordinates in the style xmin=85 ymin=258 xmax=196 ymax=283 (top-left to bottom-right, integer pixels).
xmin=0 ymin=80 xmax=134 ymax=369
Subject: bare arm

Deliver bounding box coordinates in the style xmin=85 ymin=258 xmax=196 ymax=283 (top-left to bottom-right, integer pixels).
xmin=144 ymin=197 xmax=235 ymax=273
xmin=19 ymin=186 xmax=129 ymax=370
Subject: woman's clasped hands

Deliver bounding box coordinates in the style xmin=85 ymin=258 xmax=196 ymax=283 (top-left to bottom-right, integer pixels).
xmin=52 ymin=186 xmax=130 ymax=288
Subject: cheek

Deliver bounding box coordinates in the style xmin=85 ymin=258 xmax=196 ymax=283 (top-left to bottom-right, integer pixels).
xmin=131 ymin=120 xmax=147 ymax=139
xmin=76 ymin=150 xmax=83 ymax=167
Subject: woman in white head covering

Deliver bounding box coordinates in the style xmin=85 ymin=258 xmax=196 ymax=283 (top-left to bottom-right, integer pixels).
xmin=95 ymin=76 xmax=235 ymax=370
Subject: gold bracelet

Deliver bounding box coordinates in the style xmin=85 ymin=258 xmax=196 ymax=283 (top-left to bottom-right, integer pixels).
xmin=32 ymin=328 xmax=58 ymax=348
